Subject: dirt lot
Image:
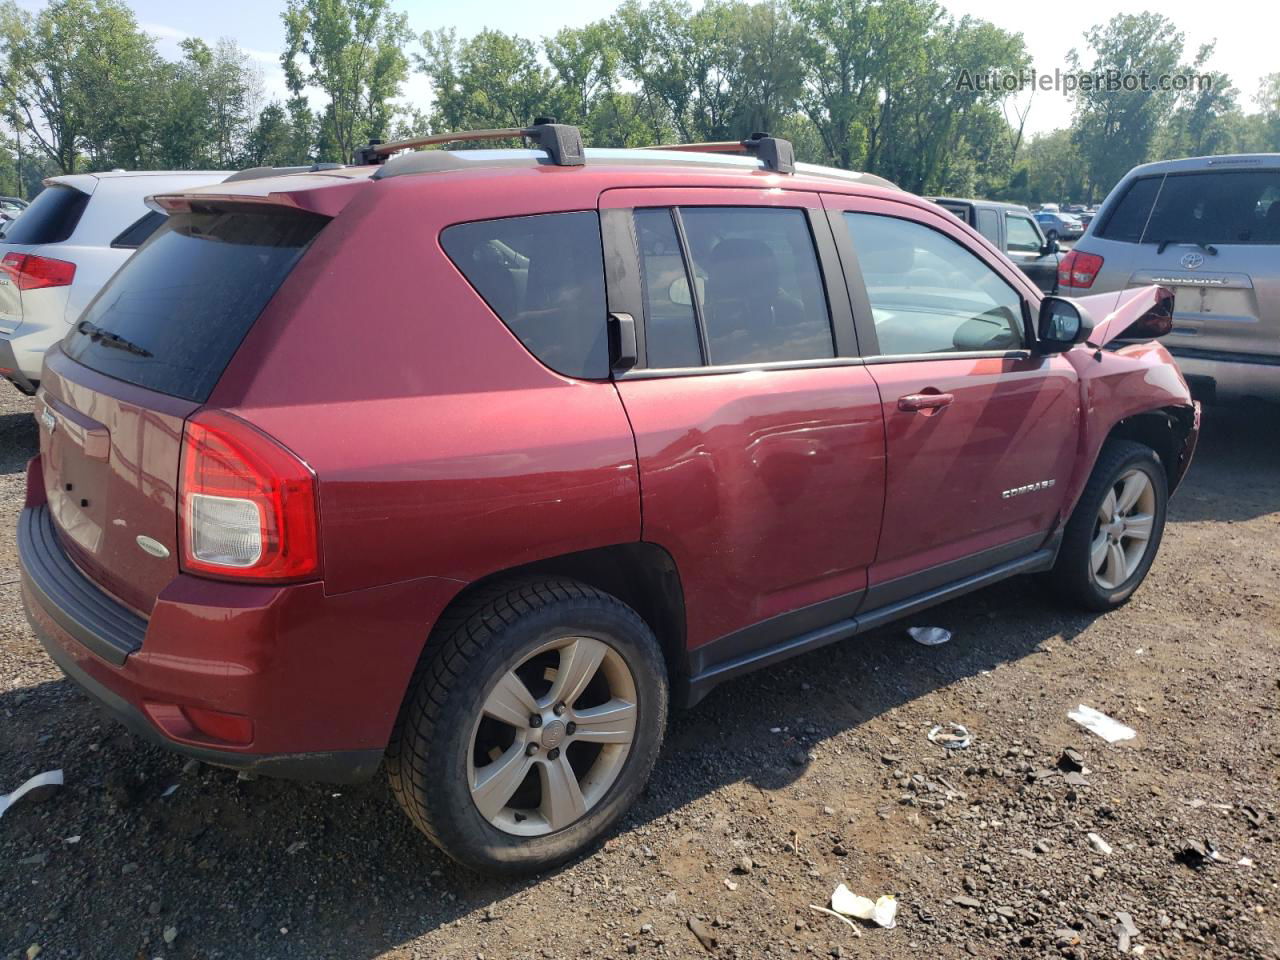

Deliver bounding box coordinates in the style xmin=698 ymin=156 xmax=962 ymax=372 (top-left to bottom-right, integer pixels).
xmin=1 ymin=380 xmax=1277 ymax=960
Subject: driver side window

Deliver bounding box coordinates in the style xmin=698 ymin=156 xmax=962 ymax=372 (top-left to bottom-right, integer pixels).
xmin=844 ymin=212 xmax=1025 ymax=356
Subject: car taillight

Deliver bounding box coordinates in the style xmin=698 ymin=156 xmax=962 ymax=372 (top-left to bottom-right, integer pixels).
xmin=179 ymin=409 xmax=320 ymax=581
xmin=1058 ymin=250 xmax=1104 ymax=289
xmin=0 ymin=252 xmax=76 ymax=290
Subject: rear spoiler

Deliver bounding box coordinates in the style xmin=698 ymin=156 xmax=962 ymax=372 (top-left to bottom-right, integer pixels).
xmin=146 ymin=174 xmax=369 ymax=219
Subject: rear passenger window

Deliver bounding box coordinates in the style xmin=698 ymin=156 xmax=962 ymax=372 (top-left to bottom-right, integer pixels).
xmin=441 ymin=212 xmax=609 ymax=379
xmin=675 ymin=207 xmax=833 ymax=366
xmin=845 ymin=212 xmax=1024 ymax=356
xmin=975 ymin=209 xmax=1000 ymax=244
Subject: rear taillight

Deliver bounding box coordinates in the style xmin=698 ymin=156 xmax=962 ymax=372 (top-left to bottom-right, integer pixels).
xmin=179 ymin=410 xmax=320 ymax=581
xmin=0 ymin=252 xmax=75 ymax=290
xmin=1058 ymin=250 xmax=1104 ymax=289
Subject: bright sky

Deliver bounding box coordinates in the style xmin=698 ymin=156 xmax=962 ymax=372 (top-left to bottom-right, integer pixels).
xmin=16 ymin=0 xmax=1273 ymax=139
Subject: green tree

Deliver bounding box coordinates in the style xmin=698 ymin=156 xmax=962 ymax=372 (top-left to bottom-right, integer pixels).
xmin=1068 ymin=12 xmax=1186 ymax=198
xmin=282 ymin=0 xmax=411 ymax=163
xmin=0 ymin=0 xmax=162 ymax=173
xmin=418 ymin=28 xmax=554 ymax=133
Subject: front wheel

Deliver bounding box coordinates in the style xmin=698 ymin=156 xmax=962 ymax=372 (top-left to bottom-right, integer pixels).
xmin=386 ymin=578 xmax=668 ymax=874
xmin=1047 ymin=439 xmax=1168 ymax=611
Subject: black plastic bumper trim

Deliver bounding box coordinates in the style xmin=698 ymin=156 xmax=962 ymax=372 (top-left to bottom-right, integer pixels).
xmin=32 ymin=628 xmax=382 ymax=783
xmin=19 ymin=504 xmax=146 ymax=666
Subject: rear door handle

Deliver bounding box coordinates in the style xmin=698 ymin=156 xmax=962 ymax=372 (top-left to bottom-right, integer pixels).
xmin=898 ymin=392 xmax=955 ymax=412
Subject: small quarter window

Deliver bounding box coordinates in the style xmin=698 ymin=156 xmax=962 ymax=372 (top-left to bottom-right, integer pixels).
xmin=441 ymin=212 xmax=609 ymax=379
xmin=111 ymin=210 xmax=167 ymax=249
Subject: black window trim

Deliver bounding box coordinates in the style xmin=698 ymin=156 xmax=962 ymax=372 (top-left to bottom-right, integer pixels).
xmin=110 ymin=209 xmax=167 ymax=250
xmin=608 ymin=201 xmax=859 ymax=378
xmin=830 ymin=208 xmax=1037 ymax=361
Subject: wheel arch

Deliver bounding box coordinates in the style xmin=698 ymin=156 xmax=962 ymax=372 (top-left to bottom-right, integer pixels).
xmin=423 ymin=542 xmax=688 ymax=689
xmin=1104 ymin=404 xmax=1198 ymax=493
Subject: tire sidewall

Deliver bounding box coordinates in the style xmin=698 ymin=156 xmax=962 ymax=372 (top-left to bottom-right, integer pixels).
xmin=1078 ymin=447 xmax=1168 ymax=608
xmin=421 ymin=597 xmax=666 ymax=872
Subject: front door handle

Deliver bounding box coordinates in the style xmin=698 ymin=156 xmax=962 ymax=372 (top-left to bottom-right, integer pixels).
xmin=898 ymin=392 xmax=955 ymax=413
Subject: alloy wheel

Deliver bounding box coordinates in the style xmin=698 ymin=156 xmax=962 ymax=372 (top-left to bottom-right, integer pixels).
xmin=1090 ymin=467 xmax=1156 ymax=590
xmin=467 ymin=636 xmax=638 ymax=836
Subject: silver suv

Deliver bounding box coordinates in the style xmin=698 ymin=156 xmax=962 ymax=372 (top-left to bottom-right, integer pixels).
xmin=1060 ymin=154 xmax=1280 ymax=401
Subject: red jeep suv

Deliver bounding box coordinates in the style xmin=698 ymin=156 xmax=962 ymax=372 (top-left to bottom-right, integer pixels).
xmin=19 ymin=125 xmax=1199 ymax=873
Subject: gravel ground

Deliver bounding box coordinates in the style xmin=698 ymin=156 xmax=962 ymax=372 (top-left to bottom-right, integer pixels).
xmin=1 ymin=379 xmax=1277 ymax=960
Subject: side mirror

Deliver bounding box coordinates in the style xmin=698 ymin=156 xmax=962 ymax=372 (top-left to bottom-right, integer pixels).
xmin=1037 ymin=296 xmax=1093 ymax=352
xmin=1117 ymin=287 xmax=1174 ymax=340
xmin=1041 ymin=238 xmax=1060 ymax=256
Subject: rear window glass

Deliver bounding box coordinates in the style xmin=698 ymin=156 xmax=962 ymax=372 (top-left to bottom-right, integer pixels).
xmin=1095 ymin=176 xmax=1161 ymax=242
xmin=1 ymin=185 xmax=89 ymax=244
xmin=1140 ymin=170 xmax=1280 ymax=246
xmin=441 ymin=212 xmax=608 ymax=379
xmin=63 ymin=209 xmax=327 ymax=402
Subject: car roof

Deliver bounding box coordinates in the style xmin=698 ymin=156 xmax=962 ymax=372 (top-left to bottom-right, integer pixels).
xmin=1120 ymin=153 xmax=1280 ymax=178
xmin=159 ymin=147 xmax=912 ymax=218
xmin=45 ymin=171 xmax=232 ymax=196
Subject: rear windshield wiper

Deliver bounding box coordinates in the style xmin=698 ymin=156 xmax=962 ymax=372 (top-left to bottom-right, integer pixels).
xmin=1155 ymin=240 xmax=1219 ymax=256
xmin=76 ymin=319 xmax=153 ymax=358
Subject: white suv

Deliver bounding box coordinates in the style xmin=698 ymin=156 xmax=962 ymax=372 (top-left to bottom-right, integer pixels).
xmin=0 ymin=170 xmax=229 ymax=392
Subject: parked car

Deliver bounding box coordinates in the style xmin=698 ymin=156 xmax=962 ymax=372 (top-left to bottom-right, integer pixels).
xmin=1060 ymin=153 xmax=1280 ymax=401
xmin=0 ymin=170 xmax=229 ymax=394
xmin=0 ymin=195 xmax=28 ymax=222
xmin=1035 ymin=210 xmax=1085 ymax=242
xmin=929 ymin=196 xmax=1061 ymax=293
xmin=1039 ymin=202 xmax=1060 ymax=213
xmin=19 ymin=126 xmax=1199 ymax=875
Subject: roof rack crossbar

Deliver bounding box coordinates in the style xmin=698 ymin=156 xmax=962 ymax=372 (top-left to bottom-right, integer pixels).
xmin=639 ymin=133 xmax=795 ymax=174
xmin=355 ymin=120 xmax=585 ymax=168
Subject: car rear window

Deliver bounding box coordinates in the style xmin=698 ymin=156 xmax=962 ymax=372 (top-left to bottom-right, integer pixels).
xmin=62 ymin=209 xmax=327 ymax=402
xmin=441 ymin=211 xmax=609 ymax=379
xmin=1141 ymin=170 xmax=1280 ymax=246
xmin=1098 ymin=170 xmax=1280 ymax=245
xmin=1 ymin=184 xmax=89 ymax=244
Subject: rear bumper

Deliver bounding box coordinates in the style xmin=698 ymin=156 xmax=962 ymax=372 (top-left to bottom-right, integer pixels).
xmin=1169 ymin=348 xmax=1280 ymax=401
xmin=0 ymin=335 xmax=37 ymax=393
xmin=19 ymin=498 xmax=464 ymax=784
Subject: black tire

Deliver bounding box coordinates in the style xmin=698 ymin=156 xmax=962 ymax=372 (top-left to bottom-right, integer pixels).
xmin=1045 ymin=229 xmax=1059 ymax=243
xmin=1047 ymin=439 xmax=1168 ymax=611
xmin=386 ymin=577 xmax=668 ymax=874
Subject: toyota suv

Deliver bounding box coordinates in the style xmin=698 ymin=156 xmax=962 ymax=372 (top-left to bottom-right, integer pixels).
xmin=19 ymin=125 xmax=1199 ymax=874
xmin=1060 ymin=153 xmax=1280 ymax=401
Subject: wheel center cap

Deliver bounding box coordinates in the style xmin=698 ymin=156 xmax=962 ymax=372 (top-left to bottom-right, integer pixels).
xmin=540 ymin=719 xmax=566 ymax=749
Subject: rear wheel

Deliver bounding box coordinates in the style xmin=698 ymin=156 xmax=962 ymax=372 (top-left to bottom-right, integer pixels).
xmin=1047 ymin=439 xmax=1168 ymax=611
xmin=386 ymin=578 xmax=668 ymax=874
xmin=1045 ymin=228 xmax=1059 ymax=243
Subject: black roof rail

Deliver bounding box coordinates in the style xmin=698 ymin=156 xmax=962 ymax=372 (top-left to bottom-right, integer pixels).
xmin=354 ymin=119 xmax=585 ymax=168
xmin=638 ymin=133 xmax=795 ymax=174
